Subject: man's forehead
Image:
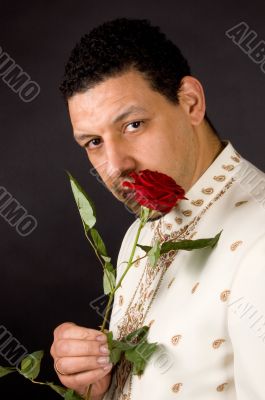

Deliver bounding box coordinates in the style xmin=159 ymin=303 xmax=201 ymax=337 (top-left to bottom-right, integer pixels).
xmin=69 ymin=96 xmax=150 ymax=120
xmin=68 ymin=69 xmax=156 ymax=110
xmin=68 ymin=72 xmax=159 ymax=135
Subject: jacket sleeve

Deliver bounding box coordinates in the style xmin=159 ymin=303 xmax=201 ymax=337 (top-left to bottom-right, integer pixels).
xmin=228 ymin=232 xmax=265 ymax=399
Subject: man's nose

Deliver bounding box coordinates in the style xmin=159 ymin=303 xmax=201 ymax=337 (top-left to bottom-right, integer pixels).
xmin=104 ymin=140 xmax=136 ymax=181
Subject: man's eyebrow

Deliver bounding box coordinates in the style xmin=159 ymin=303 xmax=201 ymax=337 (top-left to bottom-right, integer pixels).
xmin=112 ymin=105 xmax=148 ymax=123
xmin=74 ymin=105 xmax=148 ymax=142
xmin=74 ymin=132 xmax=96 ymax=142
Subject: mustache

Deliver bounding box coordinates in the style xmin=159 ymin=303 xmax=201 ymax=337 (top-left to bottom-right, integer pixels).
xmin=110 ymin=178 xmax=140 ymax=209
xmin=110 ymin=177 xmax=133 ymax=195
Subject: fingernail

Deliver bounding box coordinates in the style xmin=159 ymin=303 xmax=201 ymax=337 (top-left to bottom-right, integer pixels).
xmin=100 ymin=345 xmax=110 ymax=354
xmin=96 ymin=335 xmax=106 ymax=342
xmin=97 ymin=356 xmax=110 ymax=364
xmin=103 ymin=363 xmax=112 ymax=371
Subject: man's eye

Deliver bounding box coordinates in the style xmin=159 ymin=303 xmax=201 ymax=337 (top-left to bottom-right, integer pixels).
xmin=85 ymin=138 xmax=101 ymax=149
xmin=126 ymin=120 xmax=144 ymax=132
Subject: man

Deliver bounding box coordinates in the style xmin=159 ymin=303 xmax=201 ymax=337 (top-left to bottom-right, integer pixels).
xmin=50 ymin=18 xmax=265 ymax=399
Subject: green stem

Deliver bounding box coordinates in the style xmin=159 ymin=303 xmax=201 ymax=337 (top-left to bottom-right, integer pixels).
xmin=114 ymin=220 xmax=144 ymax=294
xmin=101 ymin=293 xmax=114 ymax=332
xmin=83 ymin=226 xmax=104 ymax=268
xmin=85 ymin=384 xmax=92 ymax=400
xmin=30 ymin=379 xmax=47 ymax=385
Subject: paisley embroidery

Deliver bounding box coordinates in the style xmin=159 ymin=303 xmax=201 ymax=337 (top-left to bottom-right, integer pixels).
xmin=216 ymin=382 xmax=228 ymax=391
xmin=134 ymin=256 xmax=141 ymax=268
xmin=171 ymin=383 xmax=183 ymax=393
xmin=171 ymin=334 xmax=182 ymax=345
xmin=119 ymin=295 xmax=124 ymax=306
xmin=189 ymin=231 xmax=197 ymax=240
xmin=230 ymin=240 xmax=243 ymax=251
xmin=222 ymin=164 xmax=235 ymax=171
xmin=175 ymin=217 xmax=183 ymax=224
xmin=235 ymin=200 xmax=248 ymax=207
xmin=165 ymin=223 xmax=173 ymax=230
xmin=191 ymin=282 xmax=200 ymax=293
xmin=191 ymin=199 xmax=204 ymax=206
xmin=212 ymin=338 xmax=225 ymax=349
xmin=147 ymin=289 xmax=154 ymax=299
xmin=115 ymin=357 xmax=132 ymax=399
xmin=231 ymin=155 xmax=240 ymax=163
xmin=213 ymin=175 xmax=226 ymax=182
xmin=182 ymin=209 xmax=192 ymax=216
xmin=202 ymin=187 xmax=214 ymax=195
xmin=220 ymin=290 xmax=230 ymax=302
xmin=150 ymin=221 xmax=156 ymax=230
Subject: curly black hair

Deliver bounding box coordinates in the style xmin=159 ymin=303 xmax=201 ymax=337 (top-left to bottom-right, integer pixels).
xmin=60 ymin=18 xmax=191 ymax=102
xmin=60 ymin=17 xmax=219 ymax=136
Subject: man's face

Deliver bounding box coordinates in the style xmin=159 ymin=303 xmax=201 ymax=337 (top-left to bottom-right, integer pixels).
xmin=68 ymin=69 xmax=199 ymax=214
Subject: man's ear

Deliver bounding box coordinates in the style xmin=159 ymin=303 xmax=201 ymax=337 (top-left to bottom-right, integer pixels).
xmin=177 ymin=76 xmax=206 ymax=125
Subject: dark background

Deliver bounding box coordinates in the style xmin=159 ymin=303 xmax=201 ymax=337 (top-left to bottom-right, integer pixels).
xmin=0 ymin=0 xmax=264 ymax=398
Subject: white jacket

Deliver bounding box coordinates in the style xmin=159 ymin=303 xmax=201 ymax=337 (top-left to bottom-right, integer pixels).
xmin=104 ymin=140 xmax=265 ymax=400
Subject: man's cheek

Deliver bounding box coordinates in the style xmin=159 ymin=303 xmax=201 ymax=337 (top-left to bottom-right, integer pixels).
xmin=88 ymin=164 xmax=111 ymax=191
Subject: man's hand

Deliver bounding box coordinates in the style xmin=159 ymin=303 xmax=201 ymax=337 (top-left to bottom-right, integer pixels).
xmin=50 ymin=322 xmax=113 ymax=399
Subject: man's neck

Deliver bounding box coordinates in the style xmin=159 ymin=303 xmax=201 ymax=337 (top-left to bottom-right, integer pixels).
xmin=188 ymin=122 xmax=224 ymax=191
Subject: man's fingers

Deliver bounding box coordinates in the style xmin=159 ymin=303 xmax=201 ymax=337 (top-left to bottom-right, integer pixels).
xmin=54 ymin=339 xmax=110 ymax=357
xmin=55 ymin=356 xmax=112 ymax=375
xmin=53 ymin=322 xmax=107 ymax=341
xmin=56 ymin=364 xmax=113 ymax=388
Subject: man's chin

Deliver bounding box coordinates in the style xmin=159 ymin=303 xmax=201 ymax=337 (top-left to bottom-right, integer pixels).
xmin=117 ymin=196 xmax=142 ymax=216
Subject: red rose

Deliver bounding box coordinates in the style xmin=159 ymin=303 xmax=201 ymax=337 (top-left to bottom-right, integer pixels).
xmin=122 ymin=169 xmax=187 ymax=213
